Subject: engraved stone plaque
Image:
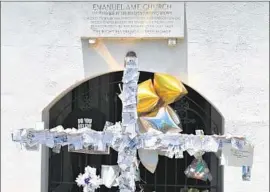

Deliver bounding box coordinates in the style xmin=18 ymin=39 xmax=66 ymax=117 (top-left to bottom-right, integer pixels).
xmin=87 ymin=2 xmax=184 ymax=38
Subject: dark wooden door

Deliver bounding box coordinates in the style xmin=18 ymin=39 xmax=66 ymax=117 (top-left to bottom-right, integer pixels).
xmin=48 ymin=71 xmax=223 ymax=192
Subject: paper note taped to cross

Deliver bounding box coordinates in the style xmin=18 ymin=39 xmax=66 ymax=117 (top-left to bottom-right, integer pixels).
xmin=221 ymin=143 xmax=254 ymax=167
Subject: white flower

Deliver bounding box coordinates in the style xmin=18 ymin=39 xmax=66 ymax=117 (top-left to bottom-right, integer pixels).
xmin=76 ymin=173 xmax=90 ymax=187
xmin=75 ymin=166 xmax=102 ymax=192
xmin=83 ymin=186 xmax=90 ymax=192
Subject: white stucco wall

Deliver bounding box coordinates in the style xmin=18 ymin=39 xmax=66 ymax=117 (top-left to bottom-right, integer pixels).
xmin=1 ymin=2 xmax=269 ymax=192
xmin=186 ymin=3 xmax=269 ymax=192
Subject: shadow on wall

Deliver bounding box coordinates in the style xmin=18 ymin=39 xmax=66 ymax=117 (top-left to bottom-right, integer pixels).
xmin=81 ymin=37 xmax=188 ymax=80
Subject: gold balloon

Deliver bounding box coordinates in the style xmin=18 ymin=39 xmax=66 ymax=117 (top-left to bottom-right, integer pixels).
xmin=144 ymin=109 xmax=159 ymax=117
xmin=154 ymin=73 xmax=188 ymax=105
xmin=137 ymin=79 xmax=159 ymax=114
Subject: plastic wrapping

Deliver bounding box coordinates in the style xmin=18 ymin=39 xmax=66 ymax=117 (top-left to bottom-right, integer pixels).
xmin=187 ymin=189 xmax=200 ymax=192
xmin=184 ymin=158 xmax=212 ymax=181
xmin=180 ymin=188 xmax=208 ymax=192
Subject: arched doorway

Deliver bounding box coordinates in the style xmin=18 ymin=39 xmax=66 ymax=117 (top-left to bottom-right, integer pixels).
xmin=48 ymin=71 xmax=224 ymax=192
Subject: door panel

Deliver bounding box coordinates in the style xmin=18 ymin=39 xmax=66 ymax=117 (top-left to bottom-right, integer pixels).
xmin=49 ymin=71 xmax=223 ymax=192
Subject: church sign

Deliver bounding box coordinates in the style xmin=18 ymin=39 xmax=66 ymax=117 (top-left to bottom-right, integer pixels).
xmin=87 ymin=2 xmax=185 ymax=38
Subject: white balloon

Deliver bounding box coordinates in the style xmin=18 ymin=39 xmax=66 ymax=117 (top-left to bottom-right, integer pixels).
xmin=138 ymin=149 xmax=159 ymax=173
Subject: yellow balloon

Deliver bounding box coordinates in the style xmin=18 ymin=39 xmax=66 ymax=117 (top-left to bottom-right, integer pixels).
xmin=137 ymin=79 xmax=159 ymax=114
xmin=144 ymin=109 xmax=159 ymax=117
xmin=154 ymin=73 xmax=188 ymax=105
